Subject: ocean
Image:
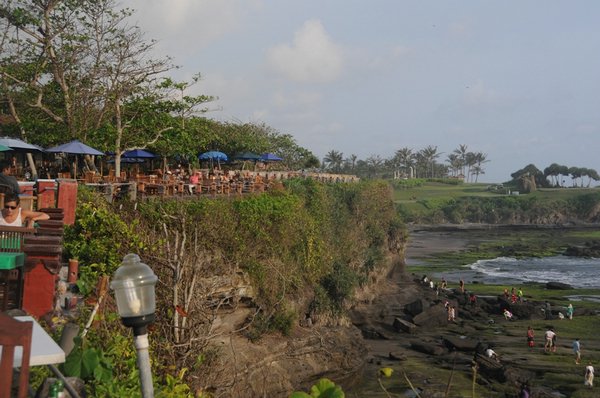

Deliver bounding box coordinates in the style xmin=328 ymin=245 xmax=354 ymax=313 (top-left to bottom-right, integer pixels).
xmin=459 ymin=255 xmax=600 ymax=288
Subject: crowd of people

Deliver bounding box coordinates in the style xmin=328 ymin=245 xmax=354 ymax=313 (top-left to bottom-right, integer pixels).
xmin=419 ymin=275 xmax=594 ymax=390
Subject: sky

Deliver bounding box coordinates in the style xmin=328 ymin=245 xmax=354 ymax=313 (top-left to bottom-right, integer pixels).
xmin=123 ymin=0 xmax=600 ymax=183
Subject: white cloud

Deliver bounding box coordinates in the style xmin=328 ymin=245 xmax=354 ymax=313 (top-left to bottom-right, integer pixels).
xmin=266 ymin=19 xmax=343 ymax=83
xmin=124 ymin=0 xmax=245 ymax=55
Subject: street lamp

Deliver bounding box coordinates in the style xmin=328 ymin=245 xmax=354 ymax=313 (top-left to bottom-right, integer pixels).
xmin=111 ymin=253 xmax=158 ymax=398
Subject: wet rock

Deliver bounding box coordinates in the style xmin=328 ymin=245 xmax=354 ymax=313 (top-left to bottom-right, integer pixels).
xmin=405 ymin=298 xmax=425 ymax=316
xmin=410 ymin=341 xmax=446 ymax=356
xmin=442 ymin=336 xmax=479 ymax=352
xmin=413 ymin=304 xmax=448 ymax=328
xmin=393 ymin=317 xmax=417 ymax=334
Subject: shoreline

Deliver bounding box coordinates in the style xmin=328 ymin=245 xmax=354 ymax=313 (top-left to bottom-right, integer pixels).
xmin=348 ymin=228 xmax=600 ymax=397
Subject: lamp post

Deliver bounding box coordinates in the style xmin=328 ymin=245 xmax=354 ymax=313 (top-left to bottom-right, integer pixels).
xmin=111 ymin=254 xmax=158 ymax=398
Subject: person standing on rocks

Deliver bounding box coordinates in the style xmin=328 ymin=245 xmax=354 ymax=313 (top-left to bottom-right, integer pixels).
xmin=527 ymin=326 xmax=535 ymax=350
xmin=585 ymin=362 xmax=594 ymax=387
xmin=573 ymin=338 xmax=581 ymax=364
xmin=545 ymin=301 xmax=553 ymax=320
xmin=544 ymin=328 xmax=556 ymax=352
xmin=459 ymin=279 xmax=465 ymax=293
xmin=566 ymin=303 xmax=574 ymax=320
xmin=518 ymin=288 xmax=524 ymax=302
xmin=448 ymin=306 xmax=456 ymax=322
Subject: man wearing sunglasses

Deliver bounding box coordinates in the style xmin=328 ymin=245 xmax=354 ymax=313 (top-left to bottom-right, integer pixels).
xmin=0 ymin=193 xmax=49 ymax=228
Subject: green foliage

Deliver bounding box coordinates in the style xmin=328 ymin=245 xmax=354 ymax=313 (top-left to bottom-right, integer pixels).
xmin=63 ymin=336 xmax=113 ymax=383
xmin=321 ymin=262 xmax=360 ymax=313
xmin=64 ymin=189 xmax=145 ymax=293
xmin=290 ymin=378 xmax=345 ymax=398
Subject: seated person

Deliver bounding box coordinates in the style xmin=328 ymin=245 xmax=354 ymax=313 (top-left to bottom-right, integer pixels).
xmin=0 ymin=160 xmax=20 ymax=194
xmin=503 ymin=308 xmax=513 ymax=320
xmin=0 ymin=193 xmax=50 ymax=227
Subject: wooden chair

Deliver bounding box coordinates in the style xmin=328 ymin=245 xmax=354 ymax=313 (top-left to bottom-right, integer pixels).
xmin=0 ymin=227 xmax=34 ymax=312
xmin=0 ymin=312 xmax=33 ymax=398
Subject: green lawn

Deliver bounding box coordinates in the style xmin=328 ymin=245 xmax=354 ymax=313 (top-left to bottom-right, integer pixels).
xmin=394 ymin=182 xmax=599 ymax=203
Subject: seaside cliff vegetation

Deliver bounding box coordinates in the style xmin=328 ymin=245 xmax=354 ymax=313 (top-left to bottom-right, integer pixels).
xmin=59 ymin=178 xmax=405 ymax=396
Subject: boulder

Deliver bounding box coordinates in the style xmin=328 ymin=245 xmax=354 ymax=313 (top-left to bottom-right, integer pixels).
xmin=393 ymin=317 xmax=417 ymax=334
xmin=413 ymin=304 xmax=448 ymax=328
xmin=404 ymin=299 xmax=425 ymax=317
xmin=410 ymin=341 xmax=446 ymax=356
xmin=442 ymin=336 xmax=479 ymax=352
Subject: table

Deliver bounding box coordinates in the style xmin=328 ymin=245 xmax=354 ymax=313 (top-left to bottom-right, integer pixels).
xmin=7 ymin=316 xmax=66 ymax=367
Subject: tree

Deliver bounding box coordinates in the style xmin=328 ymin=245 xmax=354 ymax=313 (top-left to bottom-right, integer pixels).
xmin=568 ymin=167 xmax=584 ymax=187
xmin=1 ymin=0 xmax=216 ymax=176
xmin=393 ymin=147 xmax=415 ymax=178
xmin=323 ymin=150 xmax=344 ymax=173
xmin=472 ymin=152 xmax=489 ymax=182
xmin=586 ymin=168 xmax=600 ymax=187
xmin=453 ymin=144 xmax=469 ymax=181
xmin=418 ymin=145 xmax=441 ymax=178
xmin=544 ymin=163 xmax=561 ymax=187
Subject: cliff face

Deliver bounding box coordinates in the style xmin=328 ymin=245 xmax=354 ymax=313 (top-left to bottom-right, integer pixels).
xmin=129 ymin=180 xmax=407 ymax=397
xmin=189 ymin=245 xmax=404 ymax=397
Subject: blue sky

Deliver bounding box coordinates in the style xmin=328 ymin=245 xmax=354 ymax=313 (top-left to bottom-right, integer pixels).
xmin=125 ymin=0 xmax=600 ymax=182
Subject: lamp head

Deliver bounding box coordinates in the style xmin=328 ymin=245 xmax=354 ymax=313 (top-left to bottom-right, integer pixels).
xmin=111 ymin=254 xmax=158 ymax=331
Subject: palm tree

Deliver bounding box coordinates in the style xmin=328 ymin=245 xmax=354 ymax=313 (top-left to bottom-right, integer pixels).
xmin=419 ymin=145 xmax=441 ymax=178
xmin=472 ymin=152 xmax=489 ymax=182
xmin=446 ymin=153 xmax=462 ymax=178
xmin=453 ymin=144 xmax=469 ymax=181
xmin=323 ymin=150 xmax=344 ymax=173
xmin=394 ymin=147 xmax=415 ymax=178
xmin=345 ymin=154 xmax=358 ymax=171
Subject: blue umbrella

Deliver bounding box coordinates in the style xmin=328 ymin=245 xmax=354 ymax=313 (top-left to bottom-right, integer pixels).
xmin=260 ymin=153 xmax=283 ymax=162
xmin=46 ymin=140 xmax=104 ymax=178
xmin=46 ymin=140 xmax=104 ymax=155
xmin=122 ymin=149 xmax=157 ymax=159
xmin=198 ymin=151 xmax=228 ymax=161
xmin=0 ymin=137 xmax=43 ymax=152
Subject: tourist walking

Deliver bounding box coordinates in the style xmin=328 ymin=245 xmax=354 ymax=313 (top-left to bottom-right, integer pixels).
xmin=585 ymin=363 xmax=594 ymax=387
xmin=573 ymin=338 xmax=581 ymax=364
xmin=527 ymin=326 xmax=535 ymax=350
xmin=566 ymin=303 xmax=574 ymax=320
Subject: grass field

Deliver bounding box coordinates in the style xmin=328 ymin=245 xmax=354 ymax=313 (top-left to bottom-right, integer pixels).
xmin=394 ymin=182 xmax=599 ymax=203
xmin=393 ymin=181 xmax=600 ymax=219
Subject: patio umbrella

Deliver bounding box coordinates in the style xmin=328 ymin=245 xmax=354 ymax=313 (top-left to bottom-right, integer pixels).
xmin=0 ymin=144 xmax=11 ymax=152
xmin=199 ymin=151 xmax=228 ymax=170
xmin=46 ymin=139 xmax=104 ymax=177
xmin=199 ymin=151 xmax=228 ymax=161
xmin=260 ymin=153 xmax=283 ymax=162
xmin=0 ymin=137 xmax=43 ymax=152
xmin=122 ymin=149 xmax=157 ymax=159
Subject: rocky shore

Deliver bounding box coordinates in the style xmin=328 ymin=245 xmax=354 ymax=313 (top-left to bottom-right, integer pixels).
xmin=346 ymin=230 xmax=600 ymax=398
